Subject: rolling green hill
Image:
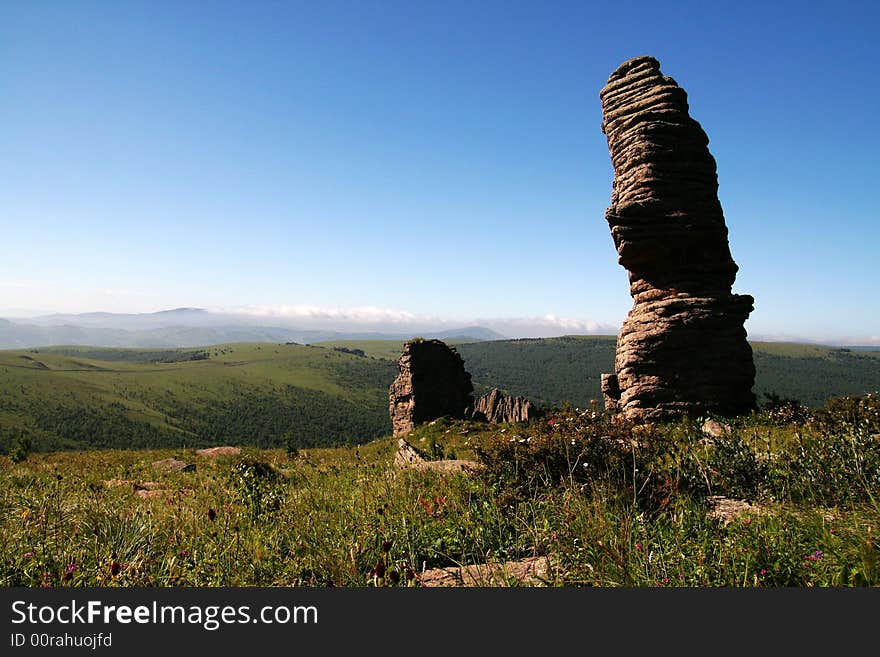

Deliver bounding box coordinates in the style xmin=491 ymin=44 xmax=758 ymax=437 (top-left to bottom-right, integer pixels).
xmin=2 ymin=337 xmax=879 ymax=453
xmin=0 ymin=343 xmax=395 ymax=453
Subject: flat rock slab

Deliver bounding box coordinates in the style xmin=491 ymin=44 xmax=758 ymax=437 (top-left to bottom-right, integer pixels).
xmin=136 ymin=489 xmax=169 ymax=500
xmin=196 ymin=446 xmax=241 ymax=458
xmin=413 ymin=459 xmax=484 ymax=474
xmin=708 ymin=495 xmax=763 ymax=524
xmin=419 ymin=556 xmax=550 ymax=587
xmin=136 ymin=488 xmax=194 ymax=500
xmin=103 ymin=479 xmax=134 ymax=488
xmin=394 ymin=438 xmax=483 ymax=474
xmin=152 ymin=458 xmax=196 ymax=472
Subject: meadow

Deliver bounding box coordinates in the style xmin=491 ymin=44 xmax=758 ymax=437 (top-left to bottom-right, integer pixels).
xmin=2 ymin=393 xmax=878 ymax=587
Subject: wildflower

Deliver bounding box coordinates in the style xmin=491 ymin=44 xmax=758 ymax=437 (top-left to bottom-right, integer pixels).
xmin=373 ymin=561 xmax=386 ymax=579
xmin=381 ymin=540 xmax=392 ymax=553
xmin=635 ymin=543 xmax=643 ymax=552
xmin=23 ymin=552 xmax=34 ymax=559
xmin=110 ymin=561 xmax=121 ymax=576
xmin=549 ymin=420 xmax=555 ymax=426
xmin=388 ymin=570 xmax=400 ymax=585
xmin=207 ymin=508 xmax=217 ymax=522
xmin=21 ymin=509 xmax=30 ymax=520
xmin=804 ymin=550 xmax=824 ymax=562
xmin=759 ymin=569 xmax=768 ymax=576
xmin=179 ymin=550 xmax=190 ymax=558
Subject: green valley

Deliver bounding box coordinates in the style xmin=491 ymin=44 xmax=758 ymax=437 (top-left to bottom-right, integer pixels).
xmin=2 ymin=336 xmax=879 ymax=453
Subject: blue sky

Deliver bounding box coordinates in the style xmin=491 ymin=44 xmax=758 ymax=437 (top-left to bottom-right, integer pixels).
xmin=1 ymin=1 xmax=878 ymax=343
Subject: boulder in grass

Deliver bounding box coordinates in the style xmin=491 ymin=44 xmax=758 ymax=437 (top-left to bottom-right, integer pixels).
xmin=152 ymin=458 xmax=195 ymax=472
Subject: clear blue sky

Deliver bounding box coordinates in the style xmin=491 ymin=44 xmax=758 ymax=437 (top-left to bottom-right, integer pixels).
xmin=1 ymin=0 xmax=878 ymax=343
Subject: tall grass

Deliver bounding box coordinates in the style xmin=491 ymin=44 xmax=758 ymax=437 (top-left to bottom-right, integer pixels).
xmin=1 ymin=394 xmax=878 ymax=586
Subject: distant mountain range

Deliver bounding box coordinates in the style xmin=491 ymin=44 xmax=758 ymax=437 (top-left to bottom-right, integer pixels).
xmin=0 ymin=308 xmax=506 ymax=349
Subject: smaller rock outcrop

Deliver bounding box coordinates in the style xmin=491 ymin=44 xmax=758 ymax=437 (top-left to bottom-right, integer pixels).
xmin=389 ymin=339 xmax=474 ymax=437
xmin=472 ymin=389 xmax=537 ymax=423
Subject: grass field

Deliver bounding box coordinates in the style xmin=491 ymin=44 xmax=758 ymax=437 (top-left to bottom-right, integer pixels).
xmin=2 ymin=395 xmax=878 ymax=587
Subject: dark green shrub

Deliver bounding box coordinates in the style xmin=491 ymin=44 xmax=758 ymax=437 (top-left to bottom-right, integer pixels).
xmin=9 ymin=434 xmax=32 ymax=463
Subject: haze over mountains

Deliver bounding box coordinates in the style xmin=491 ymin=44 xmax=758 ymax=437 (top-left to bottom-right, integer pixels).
xmin=0 ymin=307 xmax=516 ymax=349
xmin=0 ymin=307 xmax=877 ymax=350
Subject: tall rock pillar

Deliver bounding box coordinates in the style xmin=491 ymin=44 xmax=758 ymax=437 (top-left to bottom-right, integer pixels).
xmin=599 ymin=56 xmax=756 ymax=420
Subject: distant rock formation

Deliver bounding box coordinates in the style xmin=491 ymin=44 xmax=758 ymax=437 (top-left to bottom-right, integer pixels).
xmin=472 ymin=389 xmax=537 ymax=423
xmin=599 ymin=56 xmax=756 ymax=420
xmin=389 ymin=339 xmax=474 ymax=436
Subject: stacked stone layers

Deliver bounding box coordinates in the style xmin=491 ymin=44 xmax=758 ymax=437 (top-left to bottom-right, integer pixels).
xmin=600 ymin=56 xmax=756 ymax=420
xmin=389 ymin=339 xmax=474 ymax=436
xmin=472 ymin=389 xmax=537 ymax=424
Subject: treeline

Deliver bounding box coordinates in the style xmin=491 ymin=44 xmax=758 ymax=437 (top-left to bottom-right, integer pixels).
xmin=752 ymin=350 xmax=880 ymax=408
xmin=154 ymin=385 xmax=391 ymax=448
xmin=457 ymin=337 xmax=880 ymax=410
xmin=1 ymin=400 xmax=182 ymax=452
xmin=457 ymin=337 xmax=615 ymax=408
xmin=2 ymin=386 xmax=392 ymax=454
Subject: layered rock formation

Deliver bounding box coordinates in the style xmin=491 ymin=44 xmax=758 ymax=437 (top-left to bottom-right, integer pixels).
xmin=599 ymin=56 xmax=756 ymax=420
xmin=472 ymin=389 xmax=537 ymax=424
xmin=389 ymin=339 xmax=474 ymax=436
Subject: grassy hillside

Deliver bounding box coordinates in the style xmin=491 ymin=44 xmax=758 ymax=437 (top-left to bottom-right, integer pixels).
xmin=0 ymin=343 xmax=395 ymax=452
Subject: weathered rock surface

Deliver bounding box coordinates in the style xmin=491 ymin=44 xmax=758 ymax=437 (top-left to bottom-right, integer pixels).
xmin=599 ymin=55 xmax=756 ymax=420
xmin=472 ymin=388 xmax=538 ymax=423
xmin=701 ymin=418 xmax=731 ymax=439
xmin=393 ymin=438 xmax=483 ymax=474
xmin=707 ymin=496 xmax=763 ymax=525
xmin=196 ymin=446 xmax=241 ymax=458
xmin=152 ymin=458 xmax=195 ymax=472
xmin=389 ymin=339 xmax=474 ymax=436
xmin=419 ymin=556 xmax=550 ymax=587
